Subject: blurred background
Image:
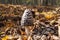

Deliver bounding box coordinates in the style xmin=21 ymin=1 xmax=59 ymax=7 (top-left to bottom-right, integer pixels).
xmin=0 ymin=0 xmax=60 ymax=6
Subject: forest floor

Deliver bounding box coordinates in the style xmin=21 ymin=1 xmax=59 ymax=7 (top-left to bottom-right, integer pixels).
xmin=0 ymin=4 xmax=60 ymax=40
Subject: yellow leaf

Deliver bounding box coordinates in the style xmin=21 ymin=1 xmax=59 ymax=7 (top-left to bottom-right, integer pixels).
xmin=41 ymin=12 xmax=55 ymax=19
xmin=2 ymin=35 xmax=9 ymax=40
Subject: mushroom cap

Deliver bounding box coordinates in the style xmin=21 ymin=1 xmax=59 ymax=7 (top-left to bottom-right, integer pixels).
xmin=21 ymin=9 xmax=33 ymax=26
